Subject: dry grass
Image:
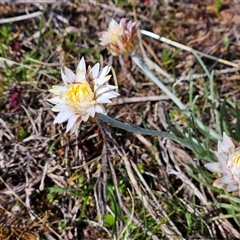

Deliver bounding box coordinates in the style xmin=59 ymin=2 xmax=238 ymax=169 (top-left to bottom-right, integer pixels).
xmin=1 ymin=0 xmax=240 ymax=239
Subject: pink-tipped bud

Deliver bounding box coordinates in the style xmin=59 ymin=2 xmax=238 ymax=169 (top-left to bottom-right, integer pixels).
xmin=99 ymin=18 xmax=138 ymax=56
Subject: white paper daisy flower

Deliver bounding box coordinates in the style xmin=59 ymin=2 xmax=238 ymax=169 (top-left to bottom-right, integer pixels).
xmin=99 ymin=18 xmax=138 ymax=56
xmin=48 ymin=57 xmax=119 ymax=134
xmin=205 ymin=132 xmax=240 ymax=193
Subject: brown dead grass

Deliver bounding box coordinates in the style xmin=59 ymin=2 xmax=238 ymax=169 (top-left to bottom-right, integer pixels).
xmin=1 ymin=0 xmax=240 ymax=239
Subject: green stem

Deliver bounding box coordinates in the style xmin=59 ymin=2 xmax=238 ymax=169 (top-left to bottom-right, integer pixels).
xmin=97 ymin=113 xmax=201 ymax=152
xmin=131 ymin=54 xmax=221 ymax=140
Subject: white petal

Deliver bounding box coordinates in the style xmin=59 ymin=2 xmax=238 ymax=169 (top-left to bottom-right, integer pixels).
xmin=86 ymin=106 xmax=96 ymax=117
xmin=89 ymin=63 xmax=99 ymax=79
xmin=99 ymin=32 xmax=110 ymax=45
xmin=96 ymin=92 xmax=119 ymax=103
xmin=96 ymin=84 xmax=117 ymax=90
xmin=95 ymin=104 xmax=105 ymax=113
xmin=109 ymin=19 xmax=119 ymax=29
xmin=226 ymin=184 xmax=239 ymax=192
xmin=96 ymin=96 xmax=112 ymax=104
xmin=61 ymin=67 xmax=76 ymax=84
xmin=221 ymin=164 xmax=231 ymax=175
xmin=102 ymin=91 xmax=120 ymax=99
xmin=205 ymin=162 xmax=223 ymax=173
xmin=95 ymin=85 xmax=117 ymax=95
xmin=223 ymin=132 xmax=235 ymax=147
xmin=49 ymin=85 xmax=66 ymax=95
xmin=54 ymin=111 xmax=75 ymax=123
xmin=99 ymin=65 xmax=111 ymax=78
xmin=51 ymin=106 xmax=62 ymax=112
xmin=218 ymin=132 xmax=235 ymax=154
xmin=95 ymin=85 xmax=116 ymax=93
xmin=219 ymin=175 xmax=235 ymax=185
xmin=231 ymin=165 xmax=240 ymax=178
xmin=47 ymin=97 xmax=64 ymax=105
xmin=93 ymin=76 xmax=111 ymax=85
xmin=66 ymin=114 xmax=79 ymax=132
xmin=213 ymin=179 xmax=225 ymax=189
xmin=52 ymin=103 xmax=73 ymax=112
xmin=214 ymin=151 xmax=228 ymax=165
xmin=77 ymin=57 xmax=86 ymax=72
xmin=76 ymin=57 xmax=86 ymax=82
xmin=76 ymin=72 xmax=86 ymax=83
xmin=119 ymin=18 xmax=126 ymax=26
xmin=81 ymin=113 xmax=90 ymax=122
xmin=64 ymin=67 xmax=76 ymax=81
xmin=70 ymin=121 xmax=81 ymax=135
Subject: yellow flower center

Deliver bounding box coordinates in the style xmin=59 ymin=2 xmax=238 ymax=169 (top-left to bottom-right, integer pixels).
xmin=229 ymin=148 xmax=240 ymax=178
xmin=232 ymin=152 xmax=240 ymax=168
xmin=109 ymin=26 xmax=123 ymax=43
xmin=66 ymin=82 xmax=94 ymax=105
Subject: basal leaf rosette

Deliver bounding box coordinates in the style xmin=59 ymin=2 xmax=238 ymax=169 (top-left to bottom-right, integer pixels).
xmin=99 ymin=18 xmax=138 ymax=56
xmin=48 ymin=57 xmax=119 ymax=134
xmin=205 ymin=132 xmax=240 ymax=194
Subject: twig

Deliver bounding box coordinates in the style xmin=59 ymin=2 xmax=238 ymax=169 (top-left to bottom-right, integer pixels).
xmin=118 ymin=55 xmax=137 ymax=85
xmin=0 ymin=57 xmax=35 ymax=69
xmin=0 ymin=0 xmax=58 ymax=2
xmin=112 ymin=95 xmax=169 ymax=105
xmin=0 ymin=118 xmax=15 ymax=139
xmin=174 ymin=67 xmax=240 ymax=82
xmin=141 ymin=29 xmax=239 ymax=68
xmin=39 ymin=158 xmax=52 ymax=191
xmin=21 ymin=105 xmax=39 ymax=134
xmin=0 ymin=11 xmax=42 ymax=24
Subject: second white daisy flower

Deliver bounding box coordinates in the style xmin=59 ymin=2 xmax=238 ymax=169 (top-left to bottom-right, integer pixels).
xmin=99 ymin=18 xmax=138 ymax=56
xmin=205 ymin=132 xmax=240 ymax=194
